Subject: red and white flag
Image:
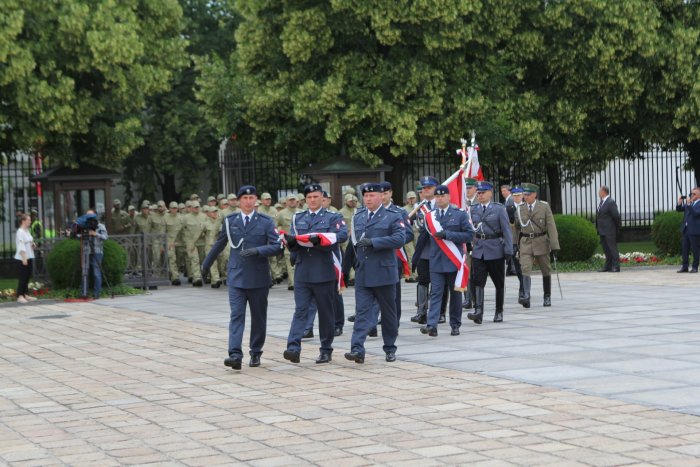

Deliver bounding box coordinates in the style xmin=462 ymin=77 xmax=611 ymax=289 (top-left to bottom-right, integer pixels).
xmin=421 ymin=205 xmax=470 ymax=291
xmin=295 ymin=232 xmax=337 ymax=247
xmin=396 ymin=247 xmax=410 ymax=278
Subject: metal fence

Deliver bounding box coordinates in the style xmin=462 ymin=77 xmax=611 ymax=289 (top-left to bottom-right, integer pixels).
xmin=33 ymin=233 xmax=170 ymax=289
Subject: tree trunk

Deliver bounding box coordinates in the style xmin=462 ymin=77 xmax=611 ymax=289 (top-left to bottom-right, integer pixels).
xmin=388 ymin=154 xmax=406 ymax=204
xmin=688 ymin=140 xmax=700 ymax=188
xmin=161 ymin=173 xmax=178 ymax=203
xmin=545 ymin=164 xmax=563 ymax=214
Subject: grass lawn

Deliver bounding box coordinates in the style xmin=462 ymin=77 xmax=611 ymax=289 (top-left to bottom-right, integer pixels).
xmin=0 ymin=278 xmax=17 ymax=290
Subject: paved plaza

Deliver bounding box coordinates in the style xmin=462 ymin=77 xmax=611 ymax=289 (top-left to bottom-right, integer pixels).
xmin=2 ymin=267 xmax=700 ymax=465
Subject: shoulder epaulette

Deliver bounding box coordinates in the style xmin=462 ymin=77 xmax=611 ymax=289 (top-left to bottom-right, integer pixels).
xmin=539 ymin=201 xmax=549 ymax=205
xmin=256 ymin=212 xmax=271 ymax=220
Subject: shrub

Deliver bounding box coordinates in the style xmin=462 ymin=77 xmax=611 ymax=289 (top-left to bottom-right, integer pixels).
xmin=651 ymin=211 xmax=683 ymax=255
xmin=553 ymin=215 xmax=598 ymax=262
xmin=47 ymin=239 xmax=127 ymax=289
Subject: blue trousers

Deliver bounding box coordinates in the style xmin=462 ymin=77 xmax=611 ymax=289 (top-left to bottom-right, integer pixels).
xmin=90 ymin=253 xmax=103 ymax=298
xmin=287 ymin=281 xmax=336 ymax=354
xmin=427 ymin=271 xmax=462 ymax=328
xmin=228 ymin=286 xmax=269 ymax=359
xmin=351 ymin=284 xmax=397 ymax=355
xmin=681 ymin=232 xmax=700 ymax=269
xmin=305 ymin=291 xmax=344 ymax=331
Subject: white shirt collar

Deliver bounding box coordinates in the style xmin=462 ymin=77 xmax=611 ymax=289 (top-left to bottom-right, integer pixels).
xmin=240 ymin=211 xmax=255 ymax=221
xmin=601 ymin=195 xmax=610 ymax=203
xmin=308 ymin=208 xmax=322 ymax=215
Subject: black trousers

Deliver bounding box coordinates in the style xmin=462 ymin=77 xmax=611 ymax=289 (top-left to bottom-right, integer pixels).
xmin=681 ymin=232 xmax=700 ymax=269
xmin=472 ymin=257 xmax=505 ymax=289
xmin=599 ymin=234 xmax=619 ymax=270
xmin=17 ymin=259 xmax=33 ymax=296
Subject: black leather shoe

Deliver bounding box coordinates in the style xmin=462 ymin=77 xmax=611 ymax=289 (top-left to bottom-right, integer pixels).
xmin=405 ymin=277 xmax=417 ymax=283
xmin=678 ymin=268 xmax=689 ymax=273
xmin=287 ymin=285 xmax=294 ymax=290
xmin=368 ymin=327 xmax=378 ymax=337
xmin=420 ymin=325 xmax=438 ymax=337
xmin=344 ymin=352 xmax=364 ymax=363
xmin=347 ymin=314 xmax=356 ymax=322
xmin=347 ymin=279 xmax=355 ymax=286
xmin=315 ymin=353 xmax=332 ymax=364
xmin=283 ymin=350 xmax=300 ymax=363
xmin=543 ymin=296 xmax=551 ymax=307
xmin=450 ymin=327 xmax=460 ymax=336
xmin=224 ymin=356 xmax=242 ymax=370
xmin=462 ymin=300 xmax=472 ymax=309
xmin=610 ymin=268 xmax=620 ymax=272
xmin=467 ymin=311 xmax=483 ymax=325
xmin=385 ymin=352 xmax=396 ymax=362
xmin=334 ymin=327 xmax=343 ymax=336
xmin=211 ymin=280 xmax=221 ymax=289
xmin=598 ymin=268 xmax=611 ymax=272
xmin=171 ymin=279 xmax=181 ymax=286
xmin=438 ymin=314 xmax=446 ymax=324
xmin=522 ymin=298 xmax=530 ymax=309
xmin=249 ymin=354 xmax=261 ymax=367
xmin=691 ymin=269 xmax=698 ymax=273
xmin=494 ymin=311 xmax=503 ymax=323
xmin=410 ymin=313 xmax=423 ymax=323
xmin=302 ymin=329 xmax=314 ymax=339
xmin=192 ymin=279 xmax=203 ymax=287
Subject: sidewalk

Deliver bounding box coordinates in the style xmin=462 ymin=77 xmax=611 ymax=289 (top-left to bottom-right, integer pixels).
xmin=2 ymin=299 xmax=700 ymax=466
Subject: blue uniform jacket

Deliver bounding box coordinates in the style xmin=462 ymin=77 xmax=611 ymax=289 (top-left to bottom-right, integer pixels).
xmin=417 ymin=199 xmax=436 ymax=259
xmin=288 ymin=208 xmax=348 ymax=283
xmin=412 ymin=206 xmax=474 ymax=273
xmin=387 ymin=203 xmax=414 ymax=245
xmin=351 ymin=205 xmax=405 ymax=287
xmin=202 ymin=212 xmax=281 ymax=289
xmin=470 ymin=202 xmax=513 ymax=260
xmin=677 ymin=200 xmax=700 ymax=236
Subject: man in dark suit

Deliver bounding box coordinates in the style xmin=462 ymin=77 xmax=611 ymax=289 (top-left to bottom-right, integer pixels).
xmin=283 ymin=184 xmax=348 ymax=364
xmin=596 ymin=186 xmax=621 ymax=272
xmin=676 ymin=187 xmax=700 ymax=273
xmin=201 ymin=185 xmax=281 ymax=370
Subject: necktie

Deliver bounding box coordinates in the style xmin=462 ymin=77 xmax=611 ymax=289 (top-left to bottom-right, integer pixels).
xmin=597 ymin=199 xmax=604 ymax=211
xmin=244 ymin=215 xmax=249 ymax=227
xmin=369 ymin=211 xmax=375 ymax=222
xmin=482 ymin=205 xmax=486 ymax=213
xmin=310 ymin=212 xmax=316 ymax=220
xmin=439 ymin=209 xmax=445 ymax=220
xmin=528 ymin=204 xmax=533 ymax=214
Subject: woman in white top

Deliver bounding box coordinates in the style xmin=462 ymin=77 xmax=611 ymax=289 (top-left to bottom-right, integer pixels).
xmin=15 ymin=213 xmax=37 ymax=304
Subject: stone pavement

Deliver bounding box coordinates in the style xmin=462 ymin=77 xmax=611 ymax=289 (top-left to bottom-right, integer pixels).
xmin=105 ymin=267 xmax=700 ymax=416
xmin=3 ymin=300 xmax=700 ymax=466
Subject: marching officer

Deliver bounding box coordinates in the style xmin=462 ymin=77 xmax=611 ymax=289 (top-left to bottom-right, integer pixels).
xmin=413 ymin=185 xmax=473 ymax=336
xmin=345 ymin=183 xmax=405 ymax=364
xmin=410 ymin=176 xmax=438 ymax=325
xmin=463 ymin=177 xmax=478 ymax=309
xmin=164 ymin=201 xmax=184 ymax=285
xmin=468 ymin=181 xmax=513 ymax=324
xmin=282 ymin=184 xmax=348 ymax=364
xmin=201 ymin=185 xmax=281 ymax=370
xmin=183 ymin=201 xmax=207 ymax=287
xmin=276 ymin=194 xmax=301 ymax=290
xmin=515 ymin=183 xmax=560 ymax=308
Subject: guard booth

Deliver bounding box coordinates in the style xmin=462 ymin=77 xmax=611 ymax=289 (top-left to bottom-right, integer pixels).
xmin=303 ymin=157 xmax=392 ymax=207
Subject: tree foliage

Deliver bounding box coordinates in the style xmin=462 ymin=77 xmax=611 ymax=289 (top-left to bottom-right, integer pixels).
xmin=0 ymin=0 xmax=186 ymax=167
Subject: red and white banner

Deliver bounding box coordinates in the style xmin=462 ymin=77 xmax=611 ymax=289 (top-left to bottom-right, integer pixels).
xmin=295 ymin=232 xmax=337 ymax=247
xmin=443 ymin=169 xmax=468 ymax=211
xmin=396 ymin=247 xmax=410 ymax=278
xmin=421 ymin=205 xmax=469 ymax=291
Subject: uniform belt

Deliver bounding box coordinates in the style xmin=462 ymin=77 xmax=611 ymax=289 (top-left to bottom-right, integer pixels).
xmin=520 ymin=232 xmax=546 ymax=239
xmin=476 ymin=233 xmax=502 ymax=240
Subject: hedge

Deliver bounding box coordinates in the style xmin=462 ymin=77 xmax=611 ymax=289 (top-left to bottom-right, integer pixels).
xmin=47 ymin=239 xmax=127 ymax=289
xmin=651 ymin=211 xmax=684 ymax=256
xmin=553 ymin=214 xmax=598 ymax=262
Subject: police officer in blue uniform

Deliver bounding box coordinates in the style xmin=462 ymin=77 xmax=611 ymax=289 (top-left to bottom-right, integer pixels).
xmin=468 ymin=181 xmax=513 ymax=324
xmin=413 ymin=185 xmax=474 ymax=336
xmin=409 ymin=176 xmax=438 ymax=324
xmin=283 ymin=184 xmax=348 ymax=364
xmin=345 ymin=183 xmax=405 ymax=363
xmin=201 ymin=185 xmax=281 ymax=370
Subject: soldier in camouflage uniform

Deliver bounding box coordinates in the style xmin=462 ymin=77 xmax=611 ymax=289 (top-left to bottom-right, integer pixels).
xmin=276 ymin=194 xmax=301 ymax=290
xmin=164 ymin=201 xmax=184 ymax=285
xmin=148 ymin=200 xmax=167 ymax=269
xmin=204 ymin=205 xmax=225 ymax=288
xmin=183 ymin=201 xmax=207 ymax=286
xmin=110 ymin=199 xmax=131 ymax=235
xmin=403 ymin=191 xmax=418 ymax=283
xmin=259 ymin=193 xmax=284 ymax=284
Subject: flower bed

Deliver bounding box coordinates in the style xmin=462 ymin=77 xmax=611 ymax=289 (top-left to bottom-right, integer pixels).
xmin=593 ymin=251 xmax=662 ymax=265
xmin=0 ymin=282 xmax=49 ymax=301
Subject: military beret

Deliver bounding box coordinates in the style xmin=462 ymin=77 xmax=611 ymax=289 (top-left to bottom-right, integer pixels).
xmin=511 ymin=186 xmax=524 ymax=195
xmin=178 ymin=203 xmax=185 ymax=209
xmin=157 ymin=200 xmax=166 ymax=207
xmin=286 ymin=193 xmax=297 ymax=201
xmin=169 ymin=201 xmax=179 ymax=208
xmin=113 ymin=199 xmax=121 ymax=205
xmin=361 ymin=183 xmax=382 ymax=194
xmin=379 ymin=181 xmax=392 ymax=192
xmin=207 ymin=195 xmax=216 ymax=202
xmin=303 ymin=184 xmax=322 ymax=195
xmin=521 ymin=183 xmax=539 ymax=194
xmin=227 ymin=193 xmax=237 ymax=200
xmin=217 ymin=193 xmax=225 ymax=200
xmin=237 ymin=185 xmax=256 ymax=198
xmin=435 ymin=185 xmax=450 ymax=195
xmin=344 ymin=193 xmax=355 ymax=201
xmin=465 ymin=178 xmax=478 ymax=187
xmin=476 ymin=181 xmax=493 ymax=192
xmin=128 ymin=205 xmax=136 ymax=211
xmin=141 ymin=200 xmax=150 ymax=208
xmin=191 ymin=201 xmax=201 ymax=208
xmin=261 ymin=192 xmax=272 ymax=200
xmin=406 ymin=191 xmax=417 ymax=199
xmin=420 ymin=176 xmax=439 ymax=187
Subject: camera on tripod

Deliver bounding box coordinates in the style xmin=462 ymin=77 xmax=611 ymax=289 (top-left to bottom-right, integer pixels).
xmin=70 ymin=213 xmax=99 ymax=238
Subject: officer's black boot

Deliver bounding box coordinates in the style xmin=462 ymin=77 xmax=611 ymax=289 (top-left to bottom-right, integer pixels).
xmin=522 ymin=276 xmax=531 ymax=308
xmin=439 ymin=284 xmax=448 ymax=323
xmin=517 ymin=277 xmax=525 ymax=304
xmin=494 ymin=288 xmax=504 ymax=322
xmin=543 ymin=276 xmax=552 ymax=307
xmin=411 ymin=284 xmax=429 ymax=323
xmin=462 ymin=286 xmax=472 ymax=309
xmin=467 ymin=287 xmax=484 ymax=324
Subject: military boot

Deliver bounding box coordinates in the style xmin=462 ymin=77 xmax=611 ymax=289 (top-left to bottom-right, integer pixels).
xmin=462 ymin=287 xmax=472 ymax=309
xmin=517 ymin=277 xmax=525 ymax=304
xmin=494 ymin=287 xmax=504 ymax=322
xmin=467 ymin=287 xmax=484 ymax=324
xmin=521 ymin=275 xmax=531 ymax=308
xmin=543 ymin=276 xmax=552 ymax=307
xmin=411 ymin=284 xmax=429 ymax=324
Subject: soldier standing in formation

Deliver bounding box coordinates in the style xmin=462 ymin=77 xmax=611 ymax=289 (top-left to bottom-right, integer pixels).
xmin=468 ymin=181 xmax=513 ymax=324
xmin=282 ymin=184 xmax=348 ymax=364
xmin=164 ymin=201 xmax=184 ymax=285
xmin=515 ymin=183 xmax=560 ymax=308
xmin=410 ymin=176 xmax=438 ymax=325
xmin=148 ymin=201 xmax=167 ymax=269
xmin=183 ymin=201 xmax=207 ymax=287
xmin=110 ymin=199 xmax=131 ymax=235
xmin=276 ymin=194 xmax=300 ymax=290
xmin=403 ymin=191 xmax=418 ymax=283
xmin=345 ymin=183 xmax=405 ymax=364
xmin=204 ymin=205 xmax=225 ymax=288
xmin=201 ymin=185 xmax=281 ymax=370
xmin=506 ymin=187 xmax=526 ymax=303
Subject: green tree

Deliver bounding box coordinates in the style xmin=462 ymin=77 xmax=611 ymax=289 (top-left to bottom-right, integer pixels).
xmin=121 ymin=0 xmax=239 ymax=203
xmin=0 ymin=0 xmax=186 ymax=167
